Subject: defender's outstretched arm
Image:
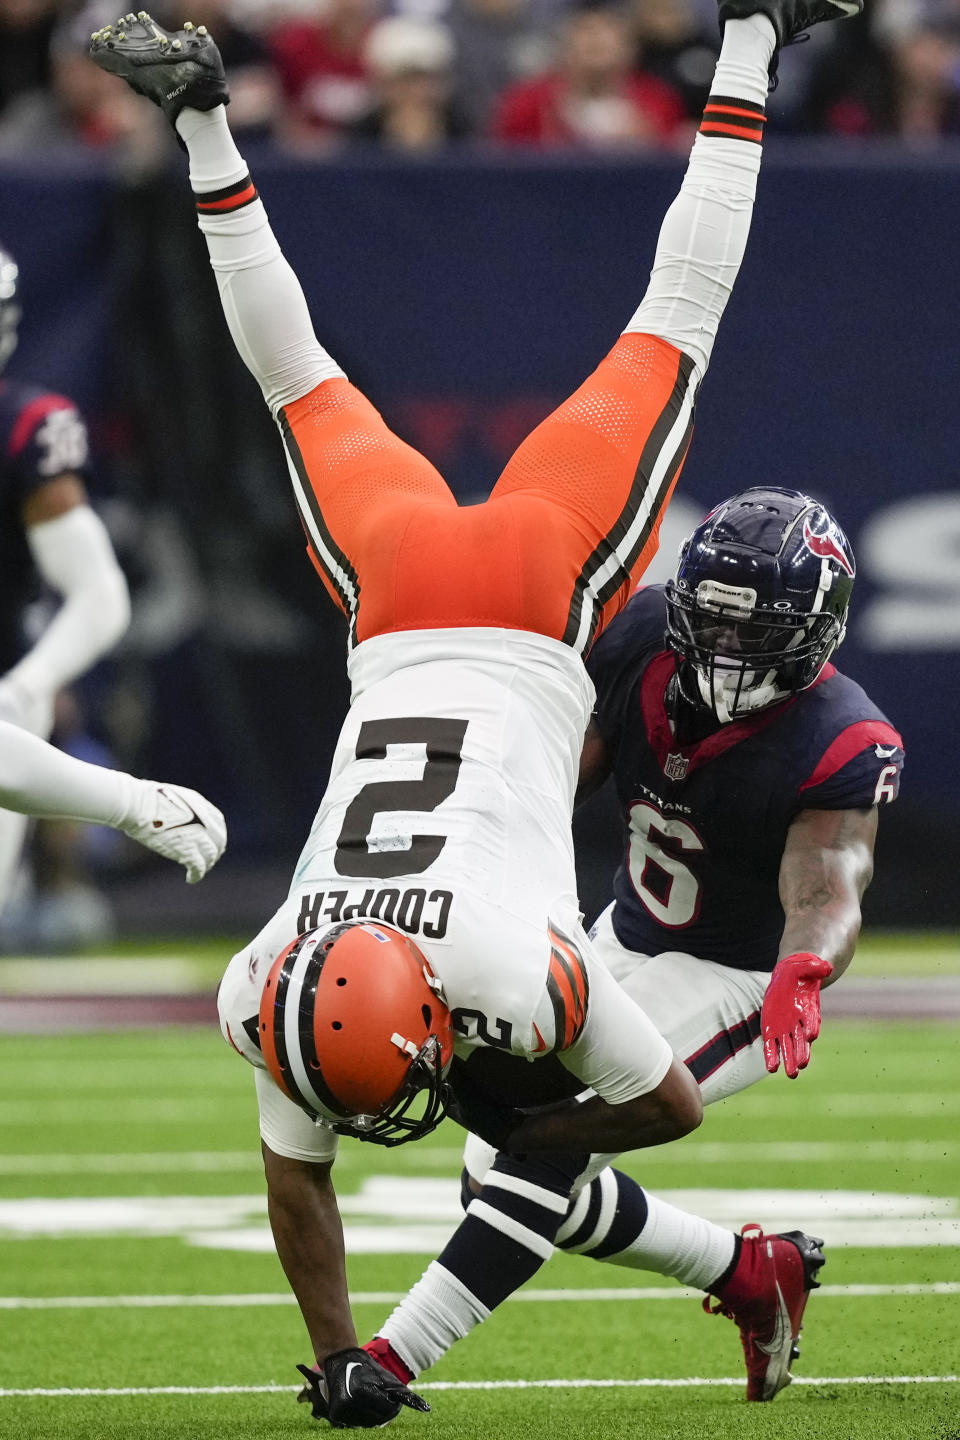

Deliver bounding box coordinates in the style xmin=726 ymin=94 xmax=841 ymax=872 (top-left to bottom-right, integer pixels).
xmin=0 ymin=719 xmax=226 ymax=882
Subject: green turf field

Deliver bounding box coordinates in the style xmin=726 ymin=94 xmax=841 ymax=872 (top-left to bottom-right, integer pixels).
xmin=0 ymin=941 xmax=958 ymax=1438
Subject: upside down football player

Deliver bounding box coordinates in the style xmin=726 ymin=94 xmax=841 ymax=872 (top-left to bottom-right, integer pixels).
xmin=91 ymin=0 xmax=865 ymax=1424
xmin=358 ymin=488 xmax=903 ymax=1408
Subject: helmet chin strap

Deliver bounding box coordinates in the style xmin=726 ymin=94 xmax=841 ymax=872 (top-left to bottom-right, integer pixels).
xmin=697 ymin=665 xmax=787 ymax=724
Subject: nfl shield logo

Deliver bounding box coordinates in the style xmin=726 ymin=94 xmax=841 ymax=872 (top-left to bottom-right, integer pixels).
xmin=664 ymin=751 xmax=689 ymax=782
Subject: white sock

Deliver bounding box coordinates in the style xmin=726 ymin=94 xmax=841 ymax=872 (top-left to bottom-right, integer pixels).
xmin=605 ymin=1190 xmax=736 ymax=1290
xmin=714 ymin=15 xmax=777 ymax=104
xmin=174 ymin=104 xmax=246 ymax=191
xmin=378 ymin=1262 xmax=490 ymax=1379
xmin=624 ymin=16 xmax=775 ymax=377
xmin=172 ymin=103 xmax=343 ymax=411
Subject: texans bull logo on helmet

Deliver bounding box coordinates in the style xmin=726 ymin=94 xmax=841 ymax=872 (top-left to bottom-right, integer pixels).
xmin=801 ymin=515 xmax=855 ymax=578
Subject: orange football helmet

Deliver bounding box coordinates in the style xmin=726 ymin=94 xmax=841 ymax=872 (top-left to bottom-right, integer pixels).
xmin=258 ymin=921 xmax=455 ymax=1146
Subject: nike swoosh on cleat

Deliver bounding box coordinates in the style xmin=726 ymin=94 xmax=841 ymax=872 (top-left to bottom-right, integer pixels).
xmin=755 ymin=1283 xmax=792 ymax=1359
xmin=875 ymin=744 xmax=898 ymax=758
xmin=343 ymin=1362 xmax=361 ymax=1397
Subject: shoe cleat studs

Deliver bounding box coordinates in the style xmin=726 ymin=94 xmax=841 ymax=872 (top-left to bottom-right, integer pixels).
xmin=126 ymin=12 xmax=136 ymax=21
xmin=171 ymin=37 xmax=181 ymax=48
xmin=183 ymin=19 xmax=194 ymax=29
xmin=117 ymin=32 xmax=126 ymax=41
xmin=197 ymin=24 xmax=207 ymax=34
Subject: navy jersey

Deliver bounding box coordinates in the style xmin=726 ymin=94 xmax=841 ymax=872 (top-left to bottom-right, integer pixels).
xmin=0 ymin=378 xmax=91 ymax=671
xmin=587 ymin=586 xmax=904 ymax=973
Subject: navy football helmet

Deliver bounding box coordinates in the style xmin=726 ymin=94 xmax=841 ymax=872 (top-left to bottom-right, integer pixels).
xmin=0 ymin=246 xmax=20 ymax=373
xmin=665 ymin=487 xmax=855 ymax=724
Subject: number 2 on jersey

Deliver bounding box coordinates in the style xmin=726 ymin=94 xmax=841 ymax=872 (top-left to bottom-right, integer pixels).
xmin=627 ymin=800 xmax=704 ymax=928
xmin=335 ymin=717 xmax=468 ymax=879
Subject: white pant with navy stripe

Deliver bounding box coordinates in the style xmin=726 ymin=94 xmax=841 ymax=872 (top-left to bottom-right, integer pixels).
xmin=591 ymin=903 xmax=770 ymax=1105
xmin=465 ymin=906 xmax=770 ymax=1193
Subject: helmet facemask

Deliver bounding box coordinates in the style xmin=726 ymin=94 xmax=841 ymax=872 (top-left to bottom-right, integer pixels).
xmin=666 ymin=577 xmax=844 ymax=724
xmin=330 ymin=1034 xmax=449 ymax=1146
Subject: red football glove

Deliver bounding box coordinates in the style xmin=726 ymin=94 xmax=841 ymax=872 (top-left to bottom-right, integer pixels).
xmin=761 ymin=952 xmax=834 ymax=1078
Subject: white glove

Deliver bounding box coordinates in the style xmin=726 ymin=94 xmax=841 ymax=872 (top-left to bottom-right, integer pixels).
xmin=0 ymin=673 xmax=53 ymax=738
xmin=118 ymin=782 xmax=227 ymax=884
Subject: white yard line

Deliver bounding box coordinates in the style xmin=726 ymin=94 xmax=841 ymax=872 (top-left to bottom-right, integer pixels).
xmin=728 ymin=1093 xmax=960 ymax=1117
xmin=1 ymin=1282 xmax=959 ymax=1310
xmin=1 ymin=1375 xmax=958 ymax=1399
xmin=0 ymin=1140 xmax=956 ymax=1172
xmin=0 ymin=1152 xmax=261 ymax=1175
xmin=0 ymin=1148 xmax=466 ymax=1174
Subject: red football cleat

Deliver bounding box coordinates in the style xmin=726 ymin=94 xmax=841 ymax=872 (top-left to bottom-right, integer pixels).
xmin=363 ymin=1335 xmax=415 ymax=1385
xmin=704 ymin=1223 xmax=826 ymax=1401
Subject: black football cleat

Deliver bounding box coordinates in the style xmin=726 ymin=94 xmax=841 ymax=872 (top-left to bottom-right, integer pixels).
xmin=89 ymin=11 xmax=229 ymax=122
xmin=718 ymin=0 xmax=862 ymax=77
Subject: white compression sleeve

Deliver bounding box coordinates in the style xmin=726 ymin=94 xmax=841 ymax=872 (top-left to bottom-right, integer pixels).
xmin=0 ymin=720 xmax=135 ymax=825
xmin=625 ymin=15 xmax=775 ymax=380
xmin=174 ymin=106 xmax=343 ymax=417
xmin=7 ymin=505 xmax=130 ymax=697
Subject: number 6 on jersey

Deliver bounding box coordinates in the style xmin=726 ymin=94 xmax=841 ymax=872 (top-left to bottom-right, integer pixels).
xmin=627 ymin=800 xmax=704 ymax=929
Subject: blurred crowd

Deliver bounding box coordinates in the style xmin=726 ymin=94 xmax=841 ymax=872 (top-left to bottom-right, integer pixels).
xmin=2 ymin=0 xmax=960 ymax=163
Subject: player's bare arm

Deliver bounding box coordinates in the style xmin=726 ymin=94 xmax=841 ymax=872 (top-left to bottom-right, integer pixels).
xmin=261 ymin=1145 xmax=357 ymax=1360
xmin=20 ymin=471 xmax=87 ymax=525
xmin=763 ymin=806 xmax=877 ymax=1078
xmin=779 ymin=806 xmax=877 ymax=982
xmin=494 ymin=1054 xmax=701 ymax=1153
xmin=262 ymin=1145 xmax=431 ymax=1424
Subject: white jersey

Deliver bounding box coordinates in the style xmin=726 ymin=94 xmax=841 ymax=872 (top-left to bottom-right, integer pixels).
xmin=218 ymin=626 xmax=673 ymax=1162
xmin=293 ymin=625 xmax=590 ymax=987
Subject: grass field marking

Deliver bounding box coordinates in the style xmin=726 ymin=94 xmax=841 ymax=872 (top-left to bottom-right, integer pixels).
xmin=0 ymin=1148 xmax=466 ymax=1175
xmin=2 ymin=1376 xmax=959 ymax=1399
xmin=0 ymin=1099 xmax=247 ymax=1126
xmin=2 ymin=1187 xmax=956 ymax=1251
xmin=670 ymin=1140 xmax=959 ymax=1163
xmin=3 ymin=1282 xmax=959 ymax=1310
xmin=730 ymin=1092 xmax=960 ymax=1117
xmin=0 ymin=1151 xmax=260 ymax=1175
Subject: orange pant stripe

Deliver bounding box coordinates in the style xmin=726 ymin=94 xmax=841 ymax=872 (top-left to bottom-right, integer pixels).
xmin=547 ymin=925 xmax=590 ymax=1049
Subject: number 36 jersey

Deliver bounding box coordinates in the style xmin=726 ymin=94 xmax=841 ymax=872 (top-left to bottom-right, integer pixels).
xmin=589 ymin=586 xmax=905 ymax=974
xmin=218 ymin=625 xmax=676 ymax=1159
xmin=0 ymin=377 xmax=91 ymax=670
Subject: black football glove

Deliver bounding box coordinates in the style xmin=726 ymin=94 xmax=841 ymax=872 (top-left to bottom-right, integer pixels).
xmin=444 ymin=1057 xmax=525 ymax=1150
xmin=296 ymin=1348 xmax=430 ymax=1428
